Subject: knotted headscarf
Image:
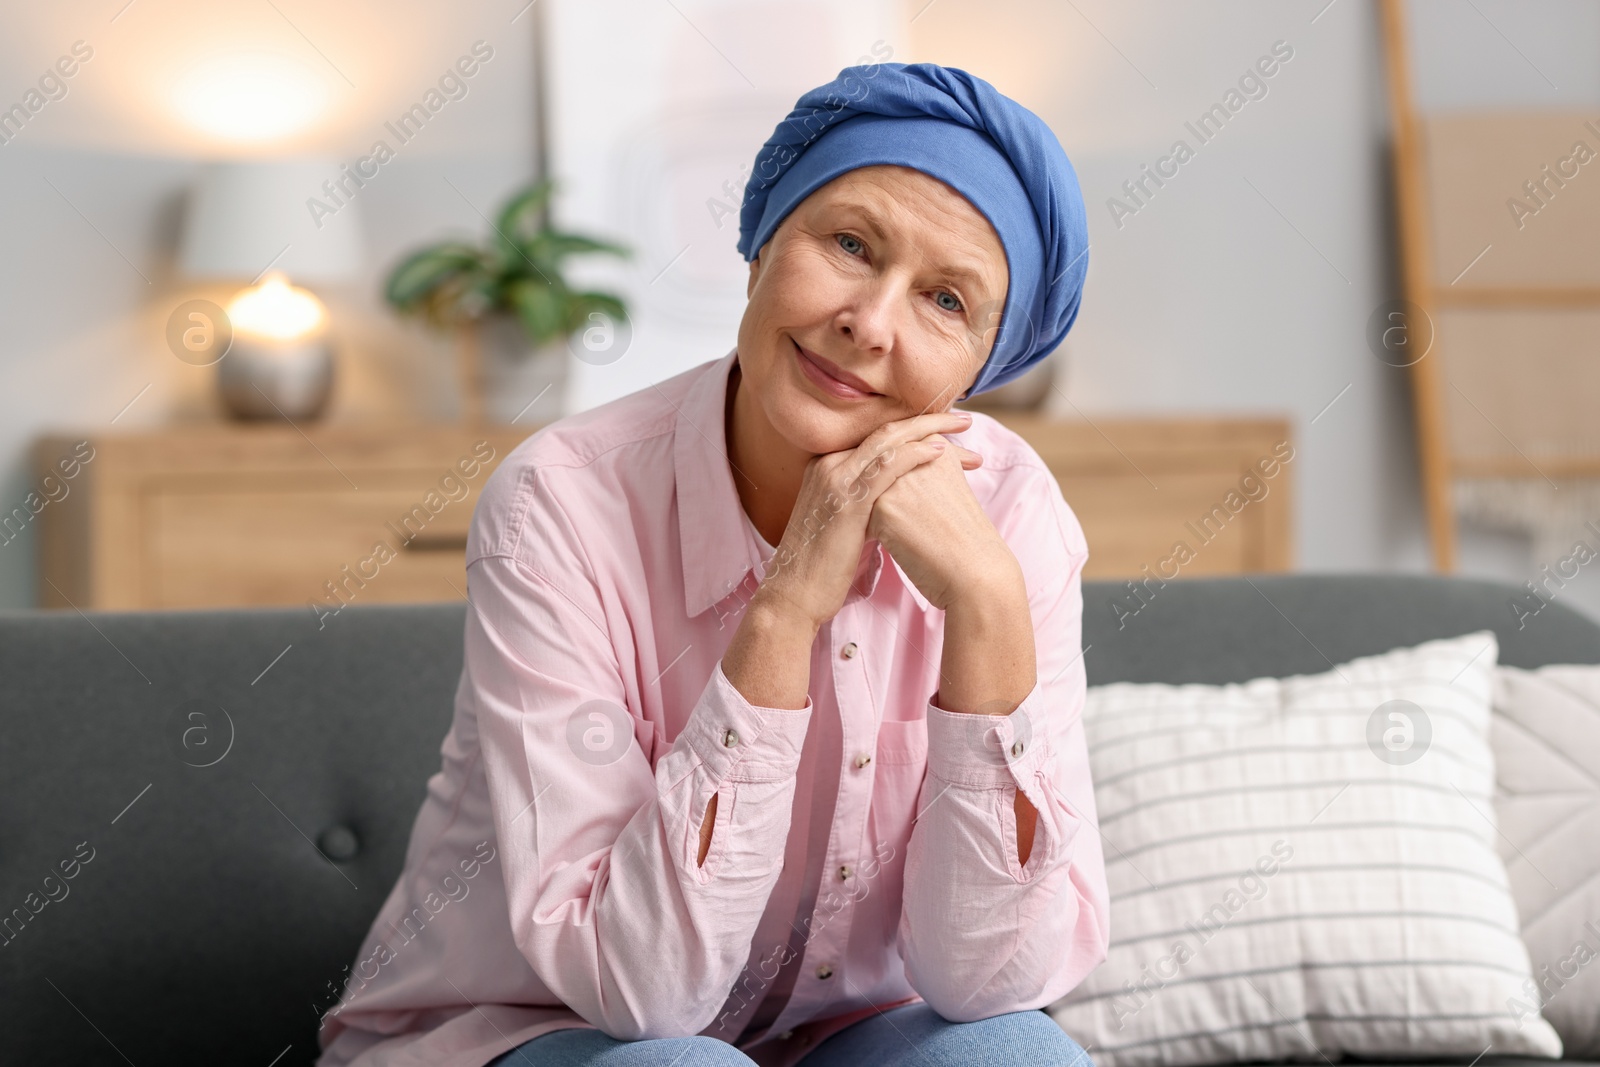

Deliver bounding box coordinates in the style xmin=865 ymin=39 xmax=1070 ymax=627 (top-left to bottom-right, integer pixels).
xmin=737 ymin=62 xmax=1088 ymax=398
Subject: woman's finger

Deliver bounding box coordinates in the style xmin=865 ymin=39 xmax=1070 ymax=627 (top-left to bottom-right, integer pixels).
xmin=926 ymin=435 xmax=982 ymax=470
xmin=849 ymin=410 xmax=972 ymax=482
xmin=843 ymin=435 xmax=948 ymax=504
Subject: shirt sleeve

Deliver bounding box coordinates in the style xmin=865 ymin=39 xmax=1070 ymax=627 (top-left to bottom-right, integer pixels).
xmin=466 ymin=552 xmax=812 ymax=1040
xmin=895 ymin=472 xmax=1111 ymax=1022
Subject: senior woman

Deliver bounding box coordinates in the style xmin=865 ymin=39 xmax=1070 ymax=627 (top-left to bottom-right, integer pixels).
xmin=314 ymin=62 xmax=1106 ymax=1067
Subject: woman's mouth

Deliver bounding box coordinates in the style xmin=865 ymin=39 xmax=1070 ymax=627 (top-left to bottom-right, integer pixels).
xmin=792 ymin=339 xmax=879 ymax=399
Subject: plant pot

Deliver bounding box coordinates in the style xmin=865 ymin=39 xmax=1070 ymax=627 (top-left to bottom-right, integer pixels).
xmin=459 ymin=315 xmax=569 ymax=426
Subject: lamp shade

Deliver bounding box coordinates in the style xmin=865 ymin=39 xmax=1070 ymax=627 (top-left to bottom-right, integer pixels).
xmin=180 ymin=159 xmax=362 ymax=283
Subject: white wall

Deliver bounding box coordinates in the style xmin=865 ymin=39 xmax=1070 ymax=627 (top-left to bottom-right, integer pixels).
xmin=4 ymin=0 xmax=1598 ymax=620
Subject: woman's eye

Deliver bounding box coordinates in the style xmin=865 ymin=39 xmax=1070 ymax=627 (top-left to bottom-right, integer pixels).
xmin=836 ymin=234 xmax=864 ymax=256
xmin=935 ymin=291 xmax=963 ymax=312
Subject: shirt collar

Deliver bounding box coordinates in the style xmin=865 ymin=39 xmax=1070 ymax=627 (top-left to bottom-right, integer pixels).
xmin=674 ymin=348 xmax=933 ymax=619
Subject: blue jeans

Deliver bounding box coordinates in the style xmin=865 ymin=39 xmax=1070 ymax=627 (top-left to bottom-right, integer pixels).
xmin=484 ymin=1003 xmax=1092 ymax=1065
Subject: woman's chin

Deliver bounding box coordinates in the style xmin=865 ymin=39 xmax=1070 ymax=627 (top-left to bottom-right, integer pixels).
xmin=770 ymin=396 xmax=880 ymax=456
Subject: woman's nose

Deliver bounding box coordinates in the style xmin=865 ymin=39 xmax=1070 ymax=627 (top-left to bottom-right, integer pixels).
xmin=836 ymin=279 xmax=898 ymax=352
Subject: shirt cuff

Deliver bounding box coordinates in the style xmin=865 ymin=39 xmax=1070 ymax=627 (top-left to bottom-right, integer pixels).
xmin=925 ymin=682 xmax=1051 ymax=789
xmin=677 ymin=660 xmax=814 ymax=783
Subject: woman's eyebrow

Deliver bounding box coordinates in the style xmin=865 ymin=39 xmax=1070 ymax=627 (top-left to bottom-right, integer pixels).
xmin=926 ymin=257 xmax=997 ymax=305
xmin=939 ymin=262 xmax=989 ymax=296
xmin=832 ymin=199 xmax=890 ymax=239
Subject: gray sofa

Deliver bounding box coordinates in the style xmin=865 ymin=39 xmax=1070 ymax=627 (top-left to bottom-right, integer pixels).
xmin=4 ymin=574 xmax=1597 ymax=1065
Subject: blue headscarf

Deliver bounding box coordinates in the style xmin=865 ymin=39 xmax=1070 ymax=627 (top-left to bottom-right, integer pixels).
xmin=737 ymin=62 xmax=1088 ymax=399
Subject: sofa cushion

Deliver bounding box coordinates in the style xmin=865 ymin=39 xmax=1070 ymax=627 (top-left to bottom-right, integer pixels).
xmin=1492 ymin=664 xmax=1600 ymax=1057
xmin=1048 ymin=630 xmax=1563 ymax=1066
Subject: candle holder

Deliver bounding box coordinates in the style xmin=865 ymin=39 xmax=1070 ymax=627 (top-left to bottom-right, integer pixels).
xmin=218 ymin=335 xmax=334 ymax=420
xmin=216 ymin=271 xmax=336 ymax=421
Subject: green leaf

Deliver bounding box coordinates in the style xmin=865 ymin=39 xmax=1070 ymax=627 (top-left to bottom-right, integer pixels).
xmin=507 ymin=278 xmax=567 ymax=346
xmin=384 ymin=244 xmax=487 ymax=310
xmin=495 ymin=239 xmax=559 ymax=285
xmin=540 ymin=231 xmax=632 ymax=261
xmin=382 ymin=179 xmax=631 ymax=336
xmin=494 ymin=178 xmax=555 ymax=249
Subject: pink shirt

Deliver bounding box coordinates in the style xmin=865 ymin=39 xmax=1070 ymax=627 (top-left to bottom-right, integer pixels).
xmin=315 ymin=348 xmax=1108 ymax=1067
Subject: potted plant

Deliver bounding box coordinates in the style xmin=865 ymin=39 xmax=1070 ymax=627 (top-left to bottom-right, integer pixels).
xmin=384 ymin=179 xmax=630 ymax=425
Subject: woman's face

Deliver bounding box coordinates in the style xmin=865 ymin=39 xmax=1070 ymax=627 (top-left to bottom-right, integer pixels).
xmin=736 ymin=164 xmax=1009 ymax=455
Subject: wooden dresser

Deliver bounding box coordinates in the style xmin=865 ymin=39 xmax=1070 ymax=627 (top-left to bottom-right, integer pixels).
xmin=33 ymin=416 xmax=1291 ymax=611
xmin=33 ymin=424 xmax=532 ymax=613
xmin=986 ymin=413 xmax=1294 ymax=580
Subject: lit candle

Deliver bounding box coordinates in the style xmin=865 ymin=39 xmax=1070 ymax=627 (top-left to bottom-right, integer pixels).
xmin=227 ymin=271 xmax=327 ymax=346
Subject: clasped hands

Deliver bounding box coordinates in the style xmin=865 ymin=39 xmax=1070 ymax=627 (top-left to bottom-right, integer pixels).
xmin=750 ymin=408 xmax=1026 ymax=638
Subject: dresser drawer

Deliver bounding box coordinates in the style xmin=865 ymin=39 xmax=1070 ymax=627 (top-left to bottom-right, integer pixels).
xmin=144 ymin=471 xmax=480 ymax=609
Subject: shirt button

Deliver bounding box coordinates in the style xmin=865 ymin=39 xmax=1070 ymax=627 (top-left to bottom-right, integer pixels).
xmin=838 ymin=865 xmax=852 ymax=880
xmin=1011 ymin=739 xmax=1025 ymax=757
xmin=815 ymin=963 xmax=834 ymax=979
xmin=723 ymin=728 xmax=740 ymax=748
xmin=777 ymin=1030 xmax=793 ymax=1041
xmin=854 ymin=753 xmax=872 ymax=769
xmin=840 ymin=642 xmax=858 ymax=659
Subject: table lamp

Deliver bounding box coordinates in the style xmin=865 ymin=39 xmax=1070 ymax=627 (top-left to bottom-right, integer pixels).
xmin=179 ymin=159 xmax=362 ymax=420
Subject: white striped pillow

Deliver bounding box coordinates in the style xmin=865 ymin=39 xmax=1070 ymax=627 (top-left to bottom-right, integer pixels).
xmin=1048 ymin=630 xmax=1563 ymax=1066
